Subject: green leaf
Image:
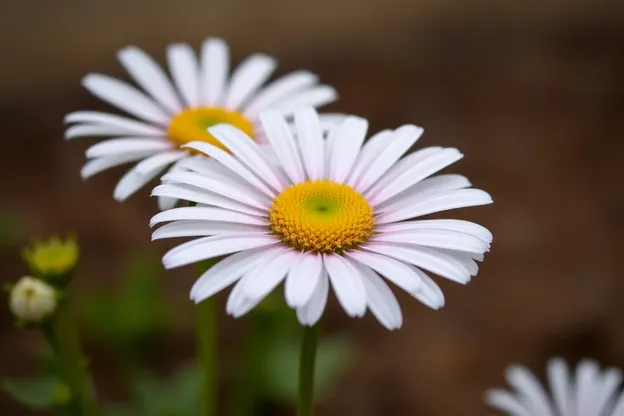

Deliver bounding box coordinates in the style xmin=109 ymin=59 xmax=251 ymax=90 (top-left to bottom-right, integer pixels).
xmin=3 ymin=377 xmax=70 ymax=409
xmin=259 ymin=334 xmax=353 ymax=403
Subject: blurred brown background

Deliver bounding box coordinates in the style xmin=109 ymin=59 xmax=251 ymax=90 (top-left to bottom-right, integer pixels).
xmin=2 ymin=0 xmax=624 ymax=414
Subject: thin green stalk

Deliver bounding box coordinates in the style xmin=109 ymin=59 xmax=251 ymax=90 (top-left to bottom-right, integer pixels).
xmin=196 ymin=259 xmax=219 ymax=415
xmin=43 ymin=297 xmax=98 ymax=416
xmin=297 ymin=325 xmax=318 ymax=416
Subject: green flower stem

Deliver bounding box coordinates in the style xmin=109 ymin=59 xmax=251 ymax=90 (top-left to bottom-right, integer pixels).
xmin=196 ymin=260 xmax=218 ymax=416
xmin=297 ymin=324 xmax=319 ymax=416
xmin=43 ymin=297 xmax=98 ymax=416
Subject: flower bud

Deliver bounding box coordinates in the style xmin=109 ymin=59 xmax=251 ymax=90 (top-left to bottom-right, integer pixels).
xmin=9 ymin=276 xmax=58 ymax=324
xmin=22 ymin=235 xmax=79 ymax=286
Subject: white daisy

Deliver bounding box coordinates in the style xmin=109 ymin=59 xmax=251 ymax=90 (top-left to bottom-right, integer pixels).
xmin=64 ymin=37 xmax=339 ymax=207
xmin=150 ymin=107 xmax=493 ymax=329
xmin=486 ymin=358 xmax=624 ymax=416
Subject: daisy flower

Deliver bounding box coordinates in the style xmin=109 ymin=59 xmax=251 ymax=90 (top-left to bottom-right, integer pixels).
xmin=64 ymin=37 xmax=338 ymax=207
xmin=150 ymin=107 xmax=493 ymax=329
xmin=486 ymin=358 xmax=624 ymax=416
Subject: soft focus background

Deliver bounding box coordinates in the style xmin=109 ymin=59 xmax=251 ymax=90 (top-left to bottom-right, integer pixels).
xmin=2 ymin=0 xmax=624 ymax=414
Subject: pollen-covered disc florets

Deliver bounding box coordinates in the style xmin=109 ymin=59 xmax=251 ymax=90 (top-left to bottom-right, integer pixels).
xmin=269 ymin=180 xmax=374 ymax=253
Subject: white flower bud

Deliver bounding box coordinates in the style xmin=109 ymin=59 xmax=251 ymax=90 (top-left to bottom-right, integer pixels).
xmin=9 ymin=276 xmax=57 ymax=323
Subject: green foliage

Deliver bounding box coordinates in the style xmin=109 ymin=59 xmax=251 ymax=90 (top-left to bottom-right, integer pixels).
xmin=3 ymin=377 xmax=71 ymax=410
xmin=81 ymin=251 xmax=175 ymax=360
xmin=103 ymin=364 xmax=200 ymax=416
xmin=0 ymin=208 xmax=19 ymax=250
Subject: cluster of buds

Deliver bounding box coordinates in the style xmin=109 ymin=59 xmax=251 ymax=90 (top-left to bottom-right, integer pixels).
xmin=7 ymin=235 xmax=79 ymax=325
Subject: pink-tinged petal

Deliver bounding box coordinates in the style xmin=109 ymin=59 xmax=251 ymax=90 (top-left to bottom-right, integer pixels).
xmin=352 ymin=261 xmax=402 ymax=330
xmin=296 ymin=268 xmax=329 ymax=326
xmin=117 ymin=46 xmax=183 ymax=114
xmin=162 ymin=234 xmax=280 ymax=269
xmin=327 ymin=116 xmax=368 ymax=183
xmin=82 ymin=74 xmax=170 ymax=125
xmin=190 ymin=246 xmax=272 ymax=302
xmin=242 ymin=248 xmax=300 ymax=300
xmin=224 ymin=54 xmax=276 ymax=110
xmin=208 ymin=124 xmax=286 ymax=192
xmin=259 ymin=110 xmax=305 ymax=184
xmin=135 ymin=150 xmax=186 ymax=175
xmin=505 ymin=365 xmax=557 ymax=416
xmin=356 ymin=125 xmax=423 ymax=192
xmin=294 ymin=107 xmax=325 ymax=181
xmin=151 ymin=183 xmax=266 ymax=216
xmin=375 ymin=188 xmax=493 ymax=224
xmin=243 ymin=71 xmax=318 ymax=119
xmin=113 ymin=154 xmax=173 ymax=201
xmin=371 ymin=229 xmax=489 ymax=254
xmin=64 ymin=111 xmax=165 ymax=137
xmin=80 ymin=151 xmax=157 ymax=179
xmin=86 ymin=138 xmax=172 ymax=159
xmin=270 ymin=86 xmax=337 ymax=117
xmin=375 ymin=219 xmax=492 ymax=245
xmin=151 ymin=220 xmax=267 ymax=240
xmin=200 ymin=37 xmax=229 ymax=106
xmin=369 ymin=148 xmax=463 ymax=205
xmin=150 ymin=206 xmax=267 ymax=227
xmin=344 ymin=250 xmax=422 ymax=296
xmin=167 ymin=43 xmax=201 ymax=107
xmin=323 ymin=253 xmax=367 ymax=317
xmin=347 ymin=129 xmax=392 ymax=188
xmin=285 ymin=252 xmax=323 ymax=308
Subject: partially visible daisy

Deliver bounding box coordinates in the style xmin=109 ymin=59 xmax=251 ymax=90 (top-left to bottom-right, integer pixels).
xmin=150 ymin=107 xmax=493 ymax=329
xmin=64 ymin=37 xmax=339 ymax=207
xmin=486 ymin=358 xmax=624 ymax=416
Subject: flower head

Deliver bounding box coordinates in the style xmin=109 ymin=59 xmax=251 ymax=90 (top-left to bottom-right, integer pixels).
xmin=9 ymin=276 xmax=58 ymax=324
xmin=150 ymin=107 xmax=493 ymax=329
xmin=65 ymin=38 xmax=339 ymax=207
xmin=22 ymin=235 xmax=79 ymax=282
xmin=486 ymin=358 xmax=624 ymax=416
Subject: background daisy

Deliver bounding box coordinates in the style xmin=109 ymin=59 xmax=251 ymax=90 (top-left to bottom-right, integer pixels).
xmin=486 ymin=358 xmax=624 ymax=416
xmin=64 ymin=37 xmax=339 ymax=207
xmin=150 ymin=107 xmax=493 ymax=329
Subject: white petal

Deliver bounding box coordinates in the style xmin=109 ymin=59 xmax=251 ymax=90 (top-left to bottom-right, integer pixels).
xmin=591 ymin=368 xmax=623 ymax=416
xmin=82 ymin=74 xmax=170 ymax=125
xmin=375 ymin=174 xmax=472 ymax=212
xmin=80 ymin=151 xmax=157 ymax=179
xmin=190 ymin=246 xmax=271 ymax=302
xmin=64 ymin=111 xmax=165 ymax=137
xmin=200 ymin=37 xmax=229 ymax=106
xmin=183 ymin=141 xmax=276 ymax=197
xmin=152 ymin=220 xmax=266 ymax=240
xmin=405 ymin=264 xmax=445 ymax=309
xmin=356 ymin=125 xmax=424 ymax=192
xmin=151 ymin=183 xmax=265 ymax=216
xmin=224 ymin=54 xmax=276 ymax=110
xmin=347 ymin=129 xmax=393 ymax=187
xmin=65 ymin=124 xmax=163 ymax=140
xmin=135 ymin=150 xmax=186 ymax=175
xmin=323 ymin=253 xmax=367 ymax=317
xmin=369 ymin=148 xmax=464 ymax=205
xmin=285 ymin=252 xmax=323 ymax=308
xmin=318 ymin=113 xmax=346 ymax=132
xmin=354 ymin=262 xmax=402 ymax=330
xmin=150 ymin=206 xmax=267 ymax=227
xmin=327 ymin=116 xmax=368 ymax=183
xmin=376 ymin=219 xmax=493 ymax=244
xmin=294 ymin=107 xmax=325 ymax=181
xmin=243 ymin=71 xmax=318 ymax=119
xmin=157 ymin=195 xmax=177 ymax=211
xmin=344 ymin=250 xmax=422 ymax=296
xmin=162 ymin=234 xmax=280 ymax=269
xmin=242 ymin=248 xmax=300 ymax=300
xmin=208 ymin=124 xmax=286 ymax=191
xmin=611 ymin=390 xmax=624 ymax=416
xmin=363 ymin=242 xmax=471 ymax=284
xmin=376 ymin=189 xmax=493 ymax=224
xmin=161 ymin=170 xmax=270 ymax=210
xmin=117 ymin=46 xmax=183 ymax=113
xmin=259 ymin=110 xmax=305 ymax=184
xmin=505 ymin=365 xmax=556 ymax=416
xmin=485 ymin=389 xmax=534 ymax=416
xmin=296 ymin=268 xmax=329 ymax=326
xmin=371 ymin=229 xmax=489 ymax=254
xmin=433 ymin=248 xmax=480 ymax=276
xmin=85 ymin=138 xmax=172 ymax=158
xmin=113 ymin=156 xmax=172 ymax=201
xmin=167 ymin=43 xmax=200 ymax=107
xmin=575 ymin=360 xmax=600 ymax=416
xmin=271 ymin=86 xmax=337 ymax=116
xmin=365 ymin=146 xmax=443 ymax=197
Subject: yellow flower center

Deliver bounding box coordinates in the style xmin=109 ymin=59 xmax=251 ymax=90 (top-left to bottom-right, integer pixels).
xmin=167 ymin=107 xmax=254 ymax=151
xmin=269 ymin=180 xmax=375 ymax=253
